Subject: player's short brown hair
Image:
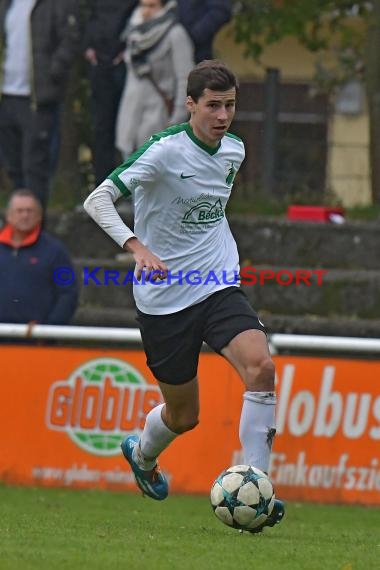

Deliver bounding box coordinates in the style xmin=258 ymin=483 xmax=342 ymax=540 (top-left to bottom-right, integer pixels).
xmin=187 ymin=60 xmax=239 ymax=102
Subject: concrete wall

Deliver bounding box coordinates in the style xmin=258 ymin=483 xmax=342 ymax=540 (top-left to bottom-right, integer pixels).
xmin=42 ymin=210 xmax=380 ymax=337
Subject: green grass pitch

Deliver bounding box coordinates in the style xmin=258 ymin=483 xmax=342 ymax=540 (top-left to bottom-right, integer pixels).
xmin=0 ymin=485 xmax=378 ymax=570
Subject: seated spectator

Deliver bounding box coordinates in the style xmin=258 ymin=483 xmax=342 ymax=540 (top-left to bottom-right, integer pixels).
xmin=0 ymin=190 xmax=78 ymax=325
xmin=177 ymin=0 xmax=232 ymax=63
xmin=116 ymin=0 xmax=194 ymax=158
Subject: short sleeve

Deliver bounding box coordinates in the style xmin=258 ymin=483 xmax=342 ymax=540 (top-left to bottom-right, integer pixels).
xmin=108 ymin=138 xmax=165 ymax=197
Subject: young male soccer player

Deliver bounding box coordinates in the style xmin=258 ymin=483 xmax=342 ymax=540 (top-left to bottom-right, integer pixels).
xmin=84 ymin=60 xmax=285 ymax=532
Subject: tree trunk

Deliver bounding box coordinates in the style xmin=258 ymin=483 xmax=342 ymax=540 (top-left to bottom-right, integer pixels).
xmin=365 ymin=0 xmax=380 ymax=204
xmin=52 ymin=58 xmax=84 ymax=207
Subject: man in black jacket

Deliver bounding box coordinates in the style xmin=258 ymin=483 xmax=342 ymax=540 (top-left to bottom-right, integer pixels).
xmin=84 ymin=0 xmax=138 ymax=185
xmin=0 ymin=0 xmax=80 ymax=210
xmin=177 ymin=0 xmax=232 ymax=63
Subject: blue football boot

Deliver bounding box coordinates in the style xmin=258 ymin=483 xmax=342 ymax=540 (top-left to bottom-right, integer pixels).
xmin=121 ymin=435 xmax=169 ymax=501
xmin=248 ymin=499 xmax=286 ymax=534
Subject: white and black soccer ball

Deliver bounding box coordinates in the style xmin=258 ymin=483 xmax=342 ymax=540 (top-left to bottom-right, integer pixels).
xmin=210 ymin=465 xmax=275 ymax=531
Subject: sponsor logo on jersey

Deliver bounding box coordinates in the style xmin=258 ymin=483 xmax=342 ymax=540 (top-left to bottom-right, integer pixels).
xmin=182 ymin=198 xmax=224 ymax=225
xmin=46 ymin=358 xmax=162 ymax=456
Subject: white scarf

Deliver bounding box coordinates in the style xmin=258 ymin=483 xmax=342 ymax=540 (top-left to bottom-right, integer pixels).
xmin=125 ymin=0 xmax=178 ymax=77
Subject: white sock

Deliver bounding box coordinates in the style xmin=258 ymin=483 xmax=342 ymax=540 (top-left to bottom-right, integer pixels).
xmin=132 ymin=404 xmax=177 ymax=470
xmin=239 ymin=391 xmax=277 ymax=473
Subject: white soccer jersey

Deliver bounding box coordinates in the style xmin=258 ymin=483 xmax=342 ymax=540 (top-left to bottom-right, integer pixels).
xmin=108 ymin=122 xmax=245 ymax=314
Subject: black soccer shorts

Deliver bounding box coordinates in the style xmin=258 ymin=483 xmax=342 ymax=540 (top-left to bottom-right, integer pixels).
xmin=136 ymin=286 xmax=266 ymax=385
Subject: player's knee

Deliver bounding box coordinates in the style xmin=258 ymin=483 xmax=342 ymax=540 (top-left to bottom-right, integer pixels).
xmin=245 ymin=356 xmax=275 ymax=391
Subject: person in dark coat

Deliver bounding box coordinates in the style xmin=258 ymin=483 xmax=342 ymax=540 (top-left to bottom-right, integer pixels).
xmin=177 ymin=0 xmax=232 ymax=63
xmin=0 ymin=0 xmax=80 ymax=210
xmin=84 ymin=0 xmax=138 ymax=185
xmin=0 ymin=189 xmax=78 ymax=325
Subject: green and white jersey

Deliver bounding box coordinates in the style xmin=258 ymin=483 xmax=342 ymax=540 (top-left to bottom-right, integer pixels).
xmin=109 ymin=122 xmax=245 ymax=315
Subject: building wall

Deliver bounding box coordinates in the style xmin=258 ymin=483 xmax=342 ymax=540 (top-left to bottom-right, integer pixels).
xmin=327 ymin=111 xmax=371 ymax=206
xmin=215 ymin=28 xmax=371 ymax=206
xmin=215 ymin=31 xmax=316 ymax=80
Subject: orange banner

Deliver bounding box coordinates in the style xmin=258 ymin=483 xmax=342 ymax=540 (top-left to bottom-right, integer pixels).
xmin=1 ymin=346 xmax=379 ymax=505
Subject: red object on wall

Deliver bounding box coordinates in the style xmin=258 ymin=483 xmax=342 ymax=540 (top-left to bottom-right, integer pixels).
xmin=287 ymin=205 xmax=345 ymax=223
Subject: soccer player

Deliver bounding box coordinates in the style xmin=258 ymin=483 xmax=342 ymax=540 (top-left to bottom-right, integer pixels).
xmin=84 ymin=60 xmax=285 ymax=532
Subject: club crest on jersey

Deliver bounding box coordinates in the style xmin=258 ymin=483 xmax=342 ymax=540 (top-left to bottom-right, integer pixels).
xmin=182 ymin=198 xmax=224 ymax=225
xmin=225 ymin=161 xmax=237 ymax=186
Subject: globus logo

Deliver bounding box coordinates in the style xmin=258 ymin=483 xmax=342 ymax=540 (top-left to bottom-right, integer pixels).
xmin=46 ymin=358 xmax=163 ymax=456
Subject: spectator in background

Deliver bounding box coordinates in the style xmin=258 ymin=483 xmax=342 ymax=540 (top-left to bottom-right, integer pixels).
xmin=0 ymin=190 xmax=78 ymax=325
xmin=116 ymin=0 xmax=194 ymax=159
xmin=177 ymin=0 xmax=232 ymax=63
xmin=0 ymin=0 xmax=80 ymax=210
xmin=84 ymin=0 xmax=138 ymax=186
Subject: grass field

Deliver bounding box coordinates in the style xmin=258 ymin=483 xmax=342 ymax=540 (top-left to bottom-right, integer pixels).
xmin=0 ymin=485 xmax=378 ymax=570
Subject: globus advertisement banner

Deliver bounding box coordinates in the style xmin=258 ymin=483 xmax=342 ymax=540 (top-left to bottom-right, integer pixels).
xmin=0 ymin=345 xmax=379 ymax=505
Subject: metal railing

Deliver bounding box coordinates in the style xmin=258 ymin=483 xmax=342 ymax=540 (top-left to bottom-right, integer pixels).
xmin=1 ymin=323 xmax=380 ymax=355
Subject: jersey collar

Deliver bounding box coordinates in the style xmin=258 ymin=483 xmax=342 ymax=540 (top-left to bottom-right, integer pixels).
xmin=184 ymin=123 xmax=221 ymax=156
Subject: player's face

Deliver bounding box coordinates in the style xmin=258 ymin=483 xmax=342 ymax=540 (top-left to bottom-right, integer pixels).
xmin=6 ymin=196 xmax=42 ymax=233
xmin=187 ymin=88 xmax=236 ymax=147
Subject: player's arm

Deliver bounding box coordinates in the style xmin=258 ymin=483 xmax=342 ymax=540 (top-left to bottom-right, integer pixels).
xmin=83 ymin=181 xmax=167 ymax=280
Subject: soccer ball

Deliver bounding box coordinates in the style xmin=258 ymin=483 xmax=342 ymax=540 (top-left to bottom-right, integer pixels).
xmin=210 ymin=465 xmax=275 ymax=531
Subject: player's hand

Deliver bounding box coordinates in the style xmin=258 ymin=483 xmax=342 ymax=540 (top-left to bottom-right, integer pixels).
xmin=123 ymin=238 xmax=168 ymax=282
